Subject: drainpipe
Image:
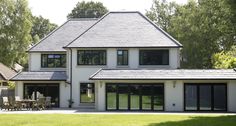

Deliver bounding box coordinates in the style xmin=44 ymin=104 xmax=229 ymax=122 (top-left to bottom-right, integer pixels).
xmin=69 ymin=48 xmax=73 ymax=106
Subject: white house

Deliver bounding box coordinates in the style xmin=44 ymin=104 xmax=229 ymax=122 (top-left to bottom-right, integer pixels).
xmin=11 ymin=11 xmax=236 ymax=112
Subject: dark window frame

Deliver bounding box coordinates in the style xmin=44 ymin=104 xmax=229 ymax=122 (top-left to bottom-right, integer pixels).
xmin=117 ymin=50 xmax=128 ymax=66
xmin=77 ymin=50 xmax=107 ymax=65
xmin=184 ymin=83 xmax=227 ymax=112
xmin=105 ymin=83 xmax=164 ymax=111
xmin=139 ymin=50 xmax=169 ymax=65
xmin=41 ymin=54 xmax=66 ymax=68
xmin=80 ymin=83 xmax=95 ymax=103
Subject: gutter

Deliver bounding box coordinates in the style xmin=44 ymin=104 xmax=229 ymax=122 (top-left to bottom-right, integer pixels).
xmin=69 ymin=48 xmax=73 ymax=104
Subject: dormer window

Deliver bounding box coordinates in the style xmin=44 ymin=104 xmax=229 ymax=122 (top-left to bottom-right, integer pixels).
xmin=139 ymin=50 xmax=169 ymax=65
xmin=41 ymin=54 xmax=66 ymax=68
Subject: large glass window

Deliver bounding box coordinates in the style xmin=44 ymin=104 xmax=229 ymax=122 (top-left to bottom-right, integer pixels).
xmin=139 ymin=50 xmax=169 ymax=65
xmin=185 ymin=84 xmax=227 ymax=111
xmin=80 ymin=83 xmax=95 ymax=103
xmin=117 ymin=50 xmax=128 ymax=66
xmin=41 ymin=54 xmax=66 ymax=68
xmin=77 ymin=50 xmax=106 ymax=65
xmin=106 ymin=83 xmax=164 ymax=111
xmin=24 ymin=84 xmax=59 ymax=107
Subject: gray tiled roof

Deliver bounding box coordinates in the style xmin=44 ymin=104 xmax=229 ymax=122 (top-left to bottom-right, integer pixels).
xmin=0 ymin=62 xmax=17 ymax=80
xmin=90 ymin=69 xmax=236 ymax=80
xmin=29 ymin=19 xmax=97 ymax=52
xmin=11 ymin=71 xmax=67 ymax=81
xmin=65 ymin=11 xmax=182 ymax=48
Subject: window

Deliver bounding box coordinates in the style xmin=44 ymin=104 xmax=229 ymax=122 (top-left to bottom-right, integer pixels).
xmin=80 ymin=83 xmax=95 ymax=103
xmin=184 ymin=83 xmax=227 ymax=111
xmin=41 ymin=54 xmax=66 ymax=68
xmin=117 ymin=50 xmax=128 ymax=66
xmin=77 ymin=50 xmax=106 ymax=65
xmin=106 ymin=83 xmax=164 ymax=111
xmin=139 ymin=50 xmax=169 ymax=65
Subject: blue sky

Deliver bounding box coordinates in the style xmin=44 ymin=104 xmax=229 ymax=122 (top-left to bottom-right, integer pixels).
xmin=28 ymin=0 xmax=188 ymax=25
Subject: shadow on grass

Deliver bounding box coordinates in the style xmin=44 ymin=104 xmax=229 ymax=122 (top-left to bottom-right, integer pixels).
xmin=148 ymin=115 xmax=236 ymax=126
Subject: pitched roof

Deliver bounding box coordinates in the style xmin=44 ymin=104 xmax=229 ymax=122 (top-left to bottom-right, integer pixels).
xmin=11 ymin=71 xmax=67 ymax=81
xmin=90 ymin=69 xmax=236 ymax=80
xmin=65 ymin=11 xmax=182 ymax=48
xmin=0 ymin=63 xmax=17 ymax=80
xmin=28 ymin=19 xmax=97 ymax=52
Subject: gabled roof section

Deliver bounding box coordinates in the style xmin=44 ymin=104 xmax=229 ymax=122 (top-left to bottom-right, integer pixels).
xmin=0 ymin=63 xmax=17 ymax=80
xmin=65 ymin=11 xmax=182 ymax=48
xmin=28 ymin=18 xmax=97 ymax=52
xmin=90 ymin=69 xmax=236 ymax=80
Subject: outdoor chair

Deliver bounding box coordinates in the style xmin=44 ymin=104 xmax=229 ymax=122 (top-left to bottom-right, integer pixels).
xmin=45 ymin=97 xmax=52 ymax=109
xmin=32 ymin=97 xmax=46 ymax=110
xmin=15 ymin=96 xmax=24 ymax=110
xmin=9 ymin=96 xmax=21 ymax=110
xmin=1 ymin=97 xmax=10 ymax=110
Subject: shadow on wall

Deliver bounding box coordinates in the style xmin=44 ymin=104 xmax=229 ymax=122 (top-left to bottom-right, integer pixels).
xmin=148 ymin=115 xmax=236 ymax=126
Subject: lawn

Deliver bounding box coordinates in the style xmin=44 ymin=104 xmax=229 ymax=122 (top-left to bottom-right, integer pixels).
xmin=0 ymin=114 xmax=235 ymax=126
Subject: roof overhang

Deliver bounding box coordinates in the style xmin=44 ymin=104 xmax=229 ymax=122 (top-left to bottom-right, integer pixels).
xmin=11 ymin=71 xmax=67 ymax=81
xmin=90 ymin=69 xmax=236 ymax=80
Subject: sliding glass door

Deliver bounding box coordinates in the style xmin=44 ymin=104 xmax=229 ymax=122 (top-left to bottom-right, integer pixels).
xmin=184 ymin=83 xmax=227 ymax=111
xmin=106 ymin=83 xmax=164 ymax=111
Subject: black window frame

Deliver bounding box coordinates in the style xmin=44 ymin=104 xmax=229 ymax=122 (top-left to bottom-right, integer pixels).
xmin=80 ymin=83 xmax=95 ymax=103
xmin=77 ymin=50 xmax=106 ymax=65
xmin=184 ymin=83 xmax=227 ymax=112
xmin=117 ymin=50 xmax=128 ymax=66
xmin=105 ymin=83 xmax=164 ymax=111
xmin=139 ymin=50 xmax=169 ymax=65
xmin=41 ymin=54 xmax=66 ymax=68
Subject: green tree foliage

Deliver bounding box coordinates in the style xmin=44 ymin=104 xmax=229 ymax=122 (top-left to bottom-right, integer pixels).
xmin=0 ymin=0 xmax=32 ymax=67
xmin=31 ymin=15 xmax=57 ymax=44
xmin=146 ymin=0 xmax=236 ymax=68
xmin=212 ymin=46 xmax=236 ymax=69
xmin=67 ymin=1 xmax=108 ymax=19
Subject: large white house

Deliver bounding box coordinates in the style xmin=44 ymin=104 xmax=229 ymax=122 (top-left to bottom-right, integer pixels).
xmin=11 ymin=11 xmax=236 ymax=112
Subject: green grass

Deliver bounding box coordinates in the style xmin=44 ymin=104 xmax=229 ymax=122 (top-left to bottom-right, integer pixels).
xmin=0 ymin=114 xmax=235 ymax=126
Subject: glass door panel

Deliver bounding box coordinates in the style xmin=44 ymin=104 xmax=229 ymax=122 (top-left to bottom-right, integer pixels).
xmin=214 ymin=85 xmax=226 ymax=111
xmin=153 ymin=85 xmax=164 ymax=110
xmin=141 ymin=85 xmax=152 ymax=110
xmin=106 ymin=84 xmax=117 ymax=110
xmin=185 ymin=85 xmax=197 ymax=110
xmin=130 ymin=85 xmax=140 ymax=110
xmin=118 ymin=84 xmax=129 ymax=110
xmin=199 ymin=85 xmax=212 ymax=110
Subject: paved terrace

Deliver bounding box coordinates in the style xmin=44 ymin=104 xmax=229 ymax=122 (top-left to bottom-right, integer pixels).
xmin=0 ymin=108 xmax=235 ymax=115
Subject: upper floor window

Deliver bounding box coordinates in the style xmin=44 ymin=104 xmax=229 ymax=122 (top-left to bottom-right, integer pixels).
xmin=77 ymin=50 xmax=106 ymax=65
xmin=117 ymin=50 xmax=128 ymax=66
xmin=41 ymin=54 xmax=66 ymax=68
xmin=139 ymin=50 xmax=169 ymax=65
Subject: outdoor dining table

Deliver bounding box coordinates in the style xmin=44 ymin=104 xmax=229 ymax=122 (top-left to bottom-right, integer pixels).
xmin=16 ymin=99 xmax=36 ymax=110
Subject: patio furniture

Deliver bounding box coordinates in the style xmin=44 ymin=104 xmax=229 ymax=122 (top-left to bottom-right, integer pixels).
xmin=32 ymin=97 xmax=45 ymax=110
xmin=1 ymin=97 xmax=10 ymax=110
xmin=45 ymin=97 xmax=52 ymax=109
xmin=9 ymin=96 xmax=22 ymax=110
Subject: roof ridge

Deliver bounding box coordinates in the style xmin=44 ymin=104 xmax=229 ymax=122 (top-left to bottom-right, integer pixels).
xmin=64 ymin=12 xmax=111 ymax=48
xmin=68 ymin=18 xmax=98 ymax=21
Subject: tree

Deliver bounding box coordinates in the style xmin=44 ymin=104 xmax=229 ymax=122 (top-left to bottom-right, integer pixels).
xmin=146 ymin=0 xmax=236 ymax=68
xmin=31 ymin=15 xmax=57 ymax=44
xmin=0 ymin=0 xmax=32 ymax=67
xmin=67 ymin=1 xmax=108 ymax=19
xmin=212 ymin=46 xmax=236 ymax=69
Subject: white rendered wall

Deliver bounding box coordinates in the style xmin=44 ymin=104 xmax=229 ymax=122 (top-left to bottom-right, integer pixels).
xmin=165 ymin=80 xmax=184 ymax=111
xmin=228 ymin=80 xmax=236 ymax=112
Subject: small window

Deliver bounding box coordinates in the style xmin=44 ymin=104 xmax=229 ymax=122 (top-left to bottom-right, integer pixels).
xmin=139 ymin=50 xmax=169 ymax=65
xmin=117 ymin=50 xmax=128 ymax=66
xmin=41 ymin=54 xmax=66 ymax=68
xmin=77 ymin=50 xmax=106 ymax=65
xmin=80 ymin=83 xmax=95 ymax=103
